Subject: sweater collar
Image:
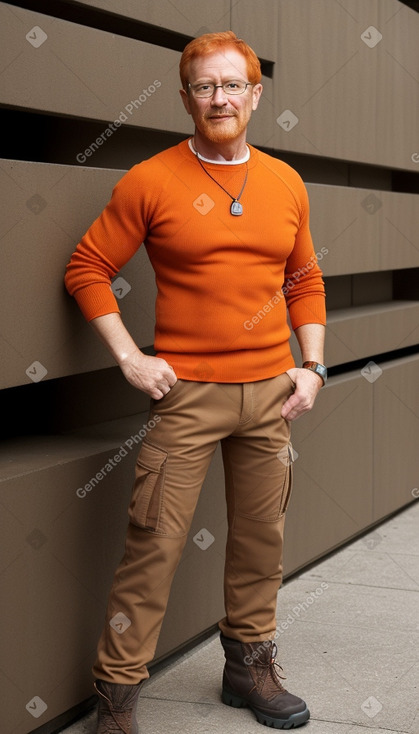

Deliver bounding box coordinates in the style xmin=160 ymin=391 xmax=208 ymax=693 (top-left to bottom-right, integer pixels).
xmin=187 ymin=138 xmax=250 ymax=165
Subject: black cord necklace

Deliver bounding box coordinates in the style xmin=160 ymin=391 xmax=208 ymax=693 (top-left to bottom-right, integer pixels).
xmin=194 ymin=151 xmax=248 ymax=216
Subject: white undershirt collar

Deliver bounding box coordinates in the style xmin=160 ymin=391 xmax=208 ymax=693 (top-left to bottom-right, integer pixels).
xmin=188 ymin=138 xmax=250 ymax=165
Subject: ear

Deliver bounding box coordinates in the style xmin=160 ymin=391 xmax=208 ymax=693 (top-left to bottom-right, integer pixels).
xmin=251 ymin=83 xmax=263 ymax=111
xmin=179 ymin=88 xmax=192 ymax=115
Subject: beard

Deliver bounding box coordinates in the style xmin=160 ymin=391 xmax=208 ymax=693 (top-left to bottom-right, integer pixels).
xmin=195 ymin=109 xmax=251 ymax=143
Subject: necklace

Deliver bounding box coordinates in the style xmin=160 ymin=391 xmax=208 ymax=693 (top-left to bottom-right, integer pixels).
xmin=194 ymin=151 xmax=248 ymax=216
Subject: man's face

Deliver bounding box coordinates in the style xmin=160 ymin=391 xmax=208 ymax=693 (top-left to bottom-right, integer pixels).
xmin=180 ymin=48 xmax=263 ymax=145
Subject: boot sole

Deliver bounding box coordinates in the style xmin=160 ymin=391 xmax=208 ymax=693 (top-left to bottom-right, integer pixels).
xmin=222 ymin=689 xmax=310 ymax=729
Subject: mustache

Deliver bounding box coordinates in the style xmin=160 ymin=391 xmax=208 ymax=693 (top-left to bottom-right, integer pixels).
xmin=206 ymin=112 xmax=237 ymax=119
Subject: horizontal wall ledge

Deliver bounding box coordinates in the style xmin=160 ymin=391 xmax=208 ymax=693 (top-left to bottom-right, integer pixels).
xmin=306 ymin=184 xmax=419 ymax=275
xmin=4 ymin=0 xmax=206 ymax=51
xmin=1 ymin=109 xmax=418 ymax=197
xmin=1 ymin=109 xmax=418 ymax=196
xmin=324 ymin=300 xmax=419 ymax=367
xmin=6 ymin=0 xmax=277 ymax=76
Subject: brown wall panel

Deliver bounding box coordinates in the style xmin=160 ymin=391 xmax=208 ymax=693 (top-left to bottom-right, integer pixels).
xmin=231 ymin=0 xmax=279 ymax=62
xmin=0 ymin=4 xmax=185 ymax=132
xmin=0 ymin=423 xmax=140 ymax=734
xmin=273 ymin=0 xmax=419 ymax=170
xmin=247 ymin=76 xmax=275 ymax=147
xmin=379 ymin=190 xmax=419 ymax=270
xmin=0 ymin=160 xmax=157 ymax=389
xmin=372 ymin=354 xmax=419 ymax=519
xmin=283 ymin=371 xmax=373 ymax=576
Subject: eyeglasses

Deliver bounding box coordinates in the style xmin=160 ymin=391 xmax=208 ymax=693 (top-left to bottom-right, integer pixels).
xmin=188 ymin=80 xmax=254 ymax=98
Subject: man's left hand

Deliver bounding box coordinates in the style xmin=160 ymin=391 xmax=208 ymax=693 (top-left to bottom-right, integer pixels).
xmin=281 ymin=367 xmax=324 ymax=421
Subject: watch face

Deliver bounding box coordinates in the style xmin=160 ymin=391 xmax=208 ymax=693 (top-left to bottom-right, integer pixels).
xmin=316 ymin=365 xmax=327 ymax=381
xmin=303 ymin=362 xmax=327 ymax=383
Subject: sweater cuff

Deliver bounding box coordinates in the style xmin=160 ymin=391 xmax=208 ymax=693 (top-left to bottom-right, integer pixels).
xmin=289 ymin=297 xmax=326 ymax=331
xmin=71 ymin=283 xmax=120 ymax=322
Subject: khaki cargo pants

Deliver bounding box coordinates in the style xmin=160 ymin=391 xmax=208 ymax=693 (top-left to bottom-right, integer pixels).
xmin=93 ymin=372 xmax=295 ymax=684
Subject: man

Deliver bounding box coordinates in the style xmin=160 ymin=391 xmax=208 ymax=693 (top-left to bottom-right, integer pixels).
xmin=65 ymin=31 xmax=326 ymax=732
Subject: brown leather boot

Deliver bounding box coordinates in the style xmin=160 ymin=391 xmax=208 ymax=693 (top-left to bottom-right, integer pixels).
xmin=220 ymin=633 xmax=310 ymax=729
xmin=94 ymin=679 xmax=143 ymax=734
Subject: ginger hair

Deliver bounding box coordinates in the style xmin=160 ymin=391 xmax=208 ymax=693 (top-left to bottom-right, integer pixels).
xmin=179 ymin=31 xmax=262 ymax=89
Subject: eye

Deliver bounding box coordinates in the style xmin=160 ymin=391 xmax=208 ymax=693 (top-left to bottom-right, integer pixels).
xmin=195 ymin=83 xmax=212 ymax=92
xmin=225 ymin=81 xmax=242 ymax=90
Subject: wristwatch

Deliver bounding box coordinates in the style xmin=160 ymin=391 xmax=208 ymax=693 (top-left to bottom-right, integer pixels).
xmin=302 ymin=361 xmax=328 ymax=385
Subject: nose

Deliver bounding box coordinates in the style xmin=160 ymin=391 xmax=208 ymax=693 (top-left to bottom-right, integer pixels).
xmin=211 ymin=85 xmax=228 ymax=105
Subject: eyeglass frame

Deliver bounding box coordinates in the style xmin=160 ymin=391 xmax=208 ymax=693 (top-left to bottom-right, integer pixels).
xmin=187 ymin=80 xmax=255 ymax=98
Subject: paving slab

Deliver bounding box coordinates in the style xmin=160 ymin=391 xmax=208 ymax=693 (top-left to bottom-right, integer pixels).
xmin=276 ymin=578 xmax=419 ymax=632
xmin=299 ymin=546 xmax=419 ymax=590
xmin=347 ymin=503 xmax=419 ymax=556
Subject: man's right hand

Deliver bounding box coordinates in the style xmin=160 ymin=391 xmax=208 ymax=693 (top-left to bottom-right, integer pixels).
xmin=119 ymin=352 xmax=177 ymax=400
xmin=88 ymin=314 xmax=177 ymax=400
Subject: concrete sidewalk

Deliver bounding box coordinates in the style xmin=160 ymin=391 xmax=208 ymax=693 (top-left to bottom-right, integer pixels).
xmin=61 ymin=500 xmax=419 ymax=734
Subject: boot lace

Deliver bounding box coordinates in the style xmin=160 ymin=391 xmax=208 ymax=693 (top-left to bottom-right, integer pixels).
xmin=251 ymin=643 xmax=287 ymax=701
xmin=98 ymin=708 xmax=132 ymax=734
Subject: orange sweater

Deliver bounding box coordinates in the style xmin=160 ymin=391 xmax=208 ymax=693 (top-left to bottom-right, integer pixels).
xmin=65 ymin=140 xmax=326 ymax=382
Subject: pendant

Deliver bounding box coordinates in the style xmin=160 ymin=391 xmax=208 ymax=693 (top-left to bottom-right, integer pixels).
xmin=230 ymin=200 xmax=243 ymax=216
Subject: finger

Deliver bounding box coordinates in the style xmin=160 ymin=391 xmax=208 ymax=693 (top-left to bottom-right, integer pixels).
xmin=166 ymin=365 xmax=177 ymax=385
xmin=281 ymin=396 xmax=296 ymax=419
xmin=150 ymin=388 xmax=163 ymax=400
xmin=282 ymin=403 xmax=298 ymax=421
xmin=282 ymin=392 xmax=298 ymax=410
xmin=282 ymin=392 xmax=310 ymax=420
xmin=283 ymin=403 xmax=305 ymax=421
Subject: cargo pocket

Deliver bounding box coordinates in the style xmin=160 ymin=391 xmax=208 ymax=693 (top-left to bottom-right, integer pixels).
xmin=128 ymin=441 xmax=168 ymax=532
